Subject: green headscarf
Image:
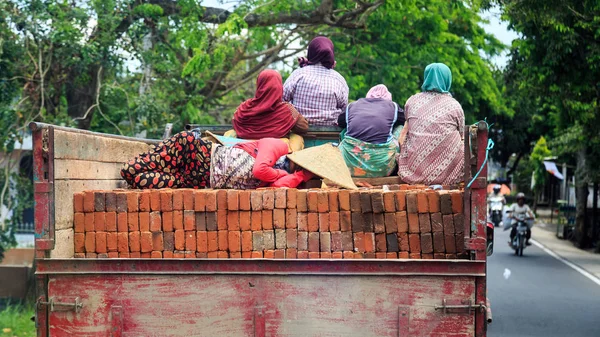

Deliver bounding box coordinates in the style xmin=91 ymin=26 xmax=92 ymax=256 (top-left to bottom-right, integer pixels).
xmin=421 ymin=63 xmax=452 ymax=93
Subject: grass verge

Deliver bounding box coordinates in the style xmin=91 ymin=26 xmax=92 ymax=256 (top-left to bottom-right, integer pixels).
xmin=0 ymin=303 xmax=35 ymax=337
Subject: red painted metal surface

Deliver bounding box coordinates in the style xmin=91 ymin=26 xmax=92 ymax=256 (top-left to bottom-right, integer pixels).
xmin=32 ymin=122 xmax=489 ymax=336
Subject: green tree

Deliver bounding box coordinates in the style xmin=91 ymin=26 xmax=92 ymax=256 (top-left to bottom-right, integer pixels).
xmin=530 ymin=136 xmax=552 ymax=211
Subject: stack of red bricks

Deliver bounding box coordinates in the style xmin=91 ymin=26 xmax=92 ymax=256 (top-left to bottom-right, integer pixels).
xmin=72 ymin=185 xmax=467 ymax=259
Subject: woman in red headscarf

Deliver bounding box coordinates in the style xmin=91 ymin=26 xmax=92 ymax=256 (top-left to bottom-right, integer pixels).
xmin=229 ymin=69 xmax=308 ymax=151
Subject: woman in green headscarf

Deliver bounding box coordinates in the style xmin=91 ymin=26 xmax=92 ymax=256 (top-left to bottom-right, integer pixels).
xmin=396 ymin=63 xmax=465 ymax=185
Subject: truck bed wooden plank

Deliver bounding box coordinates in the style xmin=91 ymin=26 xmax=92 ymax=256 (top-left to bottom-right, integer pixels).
xmin=54 ymin=159 xmax=124 ymax=180
xmin=47 ymin=274 xmax=475 ymax=337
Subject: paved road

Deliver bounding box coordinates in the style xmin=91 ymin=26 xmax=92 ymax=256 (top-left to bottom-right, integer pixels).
xmin=487 ymin=227 xmax=600 ymax=337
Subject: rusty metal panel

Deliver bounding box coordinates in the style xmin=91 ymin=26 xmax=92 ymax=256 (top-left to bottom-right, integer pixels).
xmin=47 ymin=274 xmax=476 ymax=337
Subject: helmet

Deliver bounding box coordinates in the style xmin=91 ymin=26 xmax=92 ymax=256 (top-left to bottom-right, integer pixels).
xmin=516 ymin=192 xmax=526 ymax=200
xmin=493 ymin=184 xmax=501 ymax=193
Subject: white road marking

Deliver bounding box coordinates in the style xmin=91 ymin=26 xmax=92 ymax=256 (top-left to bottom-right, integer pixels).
xmin=531 ymin=239 xmax=600 ymax=287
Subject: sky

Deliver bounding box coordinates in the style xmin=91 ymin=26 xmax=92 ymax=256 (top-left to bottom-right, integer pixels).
xmin=480 ymin=6 xmax=520 ymax=68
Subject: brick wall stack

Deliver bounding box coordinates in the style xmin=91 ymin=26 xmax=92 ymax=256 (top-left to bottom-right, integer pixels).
xmin=72 ymin=185 xmax=467 ymax=259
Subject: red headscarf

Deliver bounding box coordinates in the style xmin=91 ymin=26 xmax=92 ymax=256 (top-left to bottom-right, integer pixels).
xmin=233 ymin=69 xmax=298 ymax=139
xmin=298 ymin=36 xmax=335 ymax=69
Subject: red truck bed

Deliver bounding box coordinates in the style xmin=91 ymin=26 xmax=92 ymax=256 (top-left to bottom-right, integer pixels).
xmin=31 ymin=122 xmax=489 ymax=337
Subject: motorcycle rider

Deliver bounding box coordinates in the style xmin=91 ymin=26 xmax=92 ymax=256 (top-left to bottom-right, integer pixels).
xmin=488 ymin=184 xmax=506 ymax=211
xmin=508 ymin=192 xmax=535 ymax=246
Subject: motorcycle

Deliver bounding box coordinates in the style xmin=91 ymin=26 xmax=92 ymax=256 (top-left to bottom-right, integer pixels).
xmin=509 ymin=213 xmax=532 ymax=256
xmin=489 ymin=196 xmax=504 ymax=227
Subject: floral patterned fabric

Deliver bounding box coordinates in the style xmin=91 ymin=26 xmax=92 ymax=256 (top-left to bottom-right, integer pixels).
xmin=209 ymin=144 xmax=261 ymax=190
xmin=339 ymin=127 xmax=402 ymax=178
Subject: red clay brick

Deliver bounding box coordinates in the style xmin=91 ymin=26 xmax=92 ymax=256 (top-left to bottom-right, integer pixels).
xmin=307 ymin=213 xmax=319 ymax=232
xmin=353 ymin=252 xmax=364 ymax=259
xmin=261 ymin=210 xmax=273 ymax=230
xmin=138 ymin=212 xmax=149 ymax=232
xmin=140 ymin=231 xmax=153 ymax=253
xmin=331 ymin=231 xmax=342 ymax=251
xmin=94 ymin=191 xmax=106 ymax=212
xmin=429 ymin=213 xmax=442 ymax=233
xmin=454 ymin=214 xmax=465 ymax=234
xmin=217 ymin=210 xmax=227 ymax=230
xmin=440 ymin=192 xmax=452 ymax=214
xmin=217 ymin=251 xmax=229 ymax=259
xmin=164 ymin=232 xmax=174 ymax=251
xmin=359 ymin=191 xmax=372 ymax=213
xmin=74 ymin=192 xmax=85 ymax=213
xmin=409 ymin=253 xmax=421 ymax=259
xmin=107 ymin=232 xmax=118 ymax=252
xmin=129 ymin=231 xmax=141 ymax=252
xmin=127 ymin=212 xmax=138 ymax=232
xmin=328 ymin=191 xmax=339 ymax=211
xmin=160 ymin=190 xmax=173 ymax=211
xmin=320 ymin=232 xmax=331 ymax=252
xmin=175 ymin=251 xmax=187 ymax=258
xmin=372 ymin=213 xmax=384 ymax=234
xmin=395 ymin=191 xmax=406 ymax=211
xmin=321 ymin=252 xmax=332 ymax=259
xmin=340 ymin=211 xmax=351 ymax=232
xmin=107 ymin=252 xmax=119 ymax=258
xmin=451 ymin=191 xmax=463 ymax=214
xmin=273 ymin=209 xmax=285 ymax=229
xmin=227 ymin=211 xmax=239 ymax=231
xmin=416 ymin=192 xmax=428 ymax=213
xmin=241 ymin=252 xmax=251 ymax=259
xmin=387 ymin=252 xmax=399 ymax=259
xmin=363 ymin=213 xmax=374 ymax=232
xmin=371 ymin=191 xmax=385 ymax=213
xmin=216 ymin=190 xmax=228 ymax=210
xmin=318 ymin=213 xmax=329 ymax=232
xmin=183 ymin=231 xmax=195 ymax=251
xmin=307 ymin=191 xmax=318 ymax=212
xmin=338 ymin=190 xmax=350 ymax=211
xmin=285 ymin=209 xmax=297 ymax=229
xmin=308 ymin=252 xmax=320 ymax=259
xmin=149 ymin=251 xmax=161 ymax=259
xmin=238 ymin=211 xmax=250 ymax=231
xmin=181 ymin=189 xmax=194 ymax=210
xmin=86 ymin=253 xmax=98 ymax=258
xmin=297 ymin=190 xmax=308 ymax=212
xmin=419 ymin=213 xmax=431 ymax=233
xmin=343 ymin=251 xmax=354 ymax=259
xmin=250 ymin=190 xmax=264 ymax=211
xmin=116 ymin=212 xmax=127 ymax=232
xmin=127 ymin=192 xmax=139 ymax=212
xmin=216 ymin=230 xmax=228 ymax=251
xmin=74 ymin=213 xmax=85 ymax=233
xmin=175 ymin=230 xmax=185 ymax=251
xmin=351 ymin=212 xmax=364 ymax=232
xmin=264 ymin=250 xmax=275 ymax=259
xmin=375 ymin=233 xmax=387 ymax=252
xmin=93 ymin=212 xmax=105 ymax=231
xmin=262 ymin=190 xmax=275 ymax=210
xmin=252 ymin=231 xmax=264 ymax=251
xmin=250 ymin=211 xmax=262 ymax=231
xmin=353 ymin=232 xmax=365 ymax=252
xmin=455 ymin=232 xmax=465 ymax=254
xmin=162 ymin=251 xmax=173 ymax=258
xmin=349 ymin=191 xmax=361 ymax=212
xmin=342 ymin=232 xmax=354 ymax=251
xmin=297 ymin=232 xmax=308 ymax=251
xmin=422 ymin=253 xmax=433 ymax=259
xmin=386 ymin=233 xmax=399 ymax=252
xmin=169 ymin=190 xmax=182 ymax=210
xmin=239 ymin=191 xmax=251 ymax=211
xmin=408 ymin=233 xmax=421 ymax=252
xmin=286 ymin=188 xmax=297 ymax=209
xmin=152 ymin=232 xmax=164 ymax=251
xmin=408 ymin=213 xmax=419 ymax=233
xmin=446 ymin=253 xmax=458 ymax=259
xmin=296 ymin=212 xmax=307 ymax=231
xmin=251 ymin=251 xmax=263 ymax=258
xmin=105 ymin=192 xmax=117 ymax=212
xmin=445 ymin=234 xmax=456 ymax=253
xmin=308 ymin=232 xmax=320 ymax=252
xmin=117 ymin=232 xmax=128 ymax=252
xmin=207 ymin=232 xmax=218 ymax=252
xmin=274 ymin=189 xmax=287 ymax=209
xmin=286 ymin=229 xmax=297 ymax=249
xmin=398 ymin=251 xmax=409 ymax=259
xmin=196 ymin=231 xmax=208 ymax=252
xmin=273 ymin=249 xmax=285 ymax=259
xmin=364 ymin=233 xmax=375 ymax=253
xmin=205 ymin=251 xmax=217 ymax=258
xmin=195 ymin=212 xmax=206 ymax=231
xmin=193 ymin=190 xmax=206 ymax=211
xmin=275 ymin=229 xmax=286 ymax=249
xmin=129 ymin=252 xmax=140 ymax=258
xmin=433 ymin=253 xmax=445 ymax=259
xmin=364 ymin=252 xmax=376 ymax=259
xmin=241 ymin=231 xmax=252 ymax=252
xmin=284 ymin=248 xmax=297 ymax=259
xmin=74 ymin=233 xmax=85 ymax=253
xmin=104 ymin=212 xmax=116 ymax=232
xmin=384 ymin=213 xmax=397 ymax=234
xmin=116 ymin=192 xmax=127 ymax=213
xmin=227 ymin=190 xmax=239 ymax=210
xmin=443 ymin=214 xmax=455 ymax=234
xmin=150 ymin=190 xmax=161 ymax=211
xmin=297 ymin=251 xmax=308 ymax=259
xmin=326 ymin=212 xmax=338 ymax=232
xmin=205 ymin=190 xmax=218 ymax=212
xmin=421 ymin=233 xmax=433 ymax=254
xmin=332 ymin=251 xmax=343 ymax=259
xmin=406 ymin=192 xmax=418 ymax=213
xmin=433 ymin=232 xmax=445 ymax=253
xmin=427 ymin=192 xmax=440 ymax=213
xmin=398 ymin=233 xmax=409 ymax=252
xmin=226 ymin=251 xmax=239 ymax=258
xmin=383 ymin=192 xmax=396 ymax=212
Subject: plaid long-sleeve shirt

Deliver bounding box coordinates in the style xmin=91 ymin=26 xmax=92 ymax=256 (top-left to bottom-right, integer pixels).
xmin=283 ymin=65 xmax=349 ymax=126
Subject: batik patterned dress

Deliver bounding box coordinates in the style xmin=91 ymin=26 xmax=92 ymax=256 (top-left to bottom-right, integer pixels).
xmin=397 ymin=92 xmax=465 ymax=185
xmin=121 ymin=130 xmax=212 ymax=189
